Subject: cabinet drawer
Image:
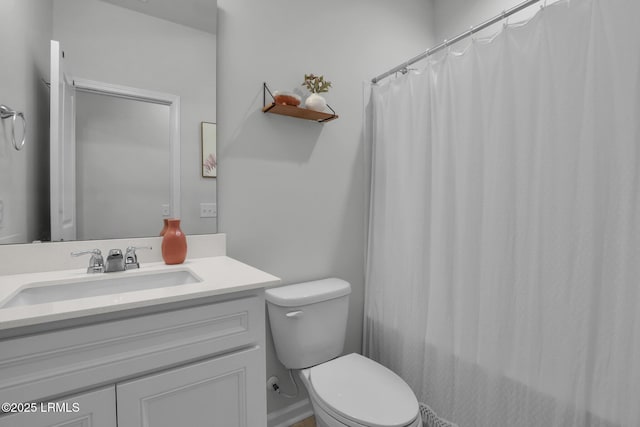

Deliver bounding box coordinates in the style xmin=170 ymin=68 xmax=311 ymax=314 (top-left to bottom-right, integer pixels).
xmin=0 ymin=293 xmax=264 ymax=404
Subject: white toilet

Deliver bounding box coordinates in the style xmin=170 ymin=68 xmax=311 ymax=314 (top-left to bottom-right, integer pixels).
xmin=266 ymin=278 xmax=422 ymax=427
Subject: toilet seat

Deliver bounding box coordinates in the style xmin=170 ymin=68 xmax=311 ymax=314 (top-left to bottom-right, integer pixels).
xmin=306 ymin=354 xmax=419 ymax=427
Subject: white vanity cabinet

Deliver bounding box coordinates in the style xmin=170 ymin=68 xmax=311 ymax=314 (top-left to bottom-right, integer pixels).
xmin=0 ymin=290 xmax=268 ymax=427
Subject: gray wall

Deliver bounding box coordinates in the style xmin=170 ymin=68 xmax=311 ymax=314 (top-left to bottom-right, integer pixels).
xmin=216 ymin=0 xmax=436 ymax=414
xmin=53 ymin=0 xmax=217 ymax=236
xmin=0 ymin=0 xmax=52 ymax=244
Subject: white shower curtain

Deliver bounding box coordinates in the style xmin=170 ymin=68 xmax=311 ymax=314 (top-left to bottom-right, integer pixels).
xmin=365 ymin=1 xmax=640 ymax=426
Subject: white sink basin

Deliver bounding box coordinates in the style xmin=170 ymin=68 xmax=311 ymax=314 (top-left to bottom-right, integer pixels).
xmin=0 ymin=270 xmax=201 ymax=309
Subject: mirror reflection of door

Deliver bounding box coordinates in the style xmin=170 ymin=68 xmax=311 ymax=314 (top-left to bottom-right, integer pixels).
xmin=50 ymin=40 xmax=76 ymax=242
xmin=75 ymin=92 xmax=170 ymax=240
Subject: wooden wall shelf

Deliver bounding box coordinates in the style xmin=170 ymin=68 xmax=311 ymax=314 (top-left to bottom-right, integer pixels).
xmin=262 ymin=103 xmax=338 ymax=123
xmin=262 ymin=82 xmax=338 ymax=123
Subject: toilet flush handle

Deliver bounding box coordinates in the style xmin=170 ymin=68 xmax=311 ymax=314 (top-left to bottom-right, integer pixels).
xmin=286 ymin=310 xmax=303 ymax=318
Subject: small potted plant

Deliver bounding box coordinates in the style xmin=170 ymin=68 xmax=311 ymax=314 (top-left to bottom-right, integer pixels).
xmin=302 ymin=74 xmax=332 ymax=112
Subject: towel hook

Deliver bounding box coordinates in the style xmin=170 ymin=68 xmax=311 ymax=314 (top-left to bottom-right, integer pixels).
xmin=0 ymin=104 xmax=26 ymax=151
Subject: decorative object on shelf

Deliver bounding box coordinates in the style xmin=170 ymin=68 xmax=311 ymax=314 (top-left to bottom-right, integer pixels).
xmin=302 ymin=73 xmax=332 ymax=94
xmin=201 ymin=122 xmax=217 ymax=178
xmin=273 ymin=91 xmax=301 ymax=106
xmin=305 ymin=93 xmax=326 ymax=112
xmin=302 ymin=74 xmax=332 ymax=112
xmin=0 ymin=104 xmax=27 ymax=151
xmin=160 ymin=218 xmax=169 ymax=236
xmin=161 ymin=218 xmax=187 ymax=264
xmin=262 ymin=83 xmax=338 ymax=123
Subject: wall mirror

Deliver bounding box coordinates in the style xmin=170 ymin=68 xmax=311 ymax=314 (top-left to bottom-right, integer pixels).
xmin=0 ymin=0 xmax=217 ymax=245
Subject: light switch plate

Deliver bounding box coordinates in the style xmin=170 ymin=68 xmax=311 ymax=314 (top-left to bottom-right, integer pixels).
xmin=161 ymin=204 xmax=170 ymax=217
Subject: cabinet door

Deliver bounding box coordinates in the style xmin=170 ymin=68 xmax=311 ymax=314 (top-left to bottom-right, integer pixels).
xmin=117 ymin=347 xmax=266 ymax=427
xmin=0 ymin=386 xmax=116 ymax=427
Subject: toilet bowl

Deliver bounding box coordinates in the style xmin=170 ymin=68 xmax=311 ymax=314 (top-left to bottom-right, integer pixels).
xmin=265 ymin=279 xmax=421 ymax=427
xmin=299 ymin=354 xmax=421 ymax=427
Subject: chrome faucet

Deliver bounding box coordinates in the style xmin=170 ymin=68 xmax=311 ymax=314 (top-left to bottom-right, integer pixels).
xmin=72 ymin=246 xmax=152 ymax=274
xmin=124 ymin=246 xmax=152 ymax=270
xmin=71 ymin=249 xmax=105 ymax=274
xmin=105 ymin=249 xmax=125 ymax=273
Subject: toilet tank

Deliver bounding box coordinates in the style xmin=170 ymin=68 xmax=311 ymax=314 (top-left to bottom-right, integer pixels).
xmin=265 ymin=278 xmax=351 ymax=369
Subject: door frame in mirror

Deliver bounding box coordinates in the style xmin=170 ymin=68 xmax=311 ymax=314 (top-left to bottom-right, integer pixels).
xmin=52 ymin=77 xmax=181 ymax=241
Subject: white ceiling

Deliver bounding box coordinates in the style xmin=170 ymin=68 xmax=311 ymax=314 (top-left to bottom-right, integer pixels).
xmin=99 ymin=0 xmax=217 ymax=34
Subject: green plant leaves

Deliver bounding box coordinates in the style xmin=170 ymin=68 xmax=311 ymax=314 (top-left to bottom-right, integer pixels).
xmin=302 ymin=73 xmax=332 ymax=94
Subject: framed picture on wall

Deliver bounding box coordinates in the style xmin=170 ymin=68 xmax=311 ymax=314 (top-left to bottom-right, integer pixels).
xmin=201 ymin=122 xmax=216 ymax=178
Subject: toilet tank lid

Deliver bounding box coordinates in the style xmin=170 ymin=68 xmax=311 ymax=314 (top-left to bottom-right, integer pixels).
xmin=265 ymin=278 xmax=351 ymax=307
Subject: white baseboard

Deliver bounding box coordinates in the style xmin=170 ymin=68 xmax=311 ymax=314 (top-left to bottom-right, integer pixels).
xmin=268 ymin=398 xmax=314 ymax=427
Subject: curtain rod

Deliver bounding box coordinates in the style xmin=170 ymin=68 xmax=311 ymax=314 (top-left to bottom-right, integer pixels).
xmin=371 ymin=0 xmax=542 ymax=84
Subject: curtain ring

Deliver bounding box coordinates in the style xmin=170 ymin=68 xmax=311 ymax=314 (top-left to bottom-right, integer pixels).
xmin=0 ymin=104 xmax=26 ymax=151
xmin=501 ymin=10 xmax=509 ymax=29
xmin=503 ymin=11 xmax=510 ymax=29
xmin=444 ymin=39 xmax=452 ymax=53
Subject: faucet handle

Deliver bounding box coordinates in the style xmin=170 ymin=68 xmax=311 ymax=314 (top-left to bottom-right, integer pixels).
xmin=124 ymin=246 xmax=152 ymax=270
xmin=71 ymin=249 xmax=104 ymax=274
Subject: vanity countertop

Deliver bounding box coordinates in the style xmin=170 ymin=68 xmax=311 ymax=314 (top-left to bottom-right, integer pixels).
xmin=0 ymin=256 xmax=281 ymax=331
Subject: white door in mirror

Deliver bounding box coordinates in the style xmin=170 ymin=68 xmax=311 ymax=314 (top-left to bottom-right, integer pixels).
xmin=50 ymin=40 xmax=77 ymax=242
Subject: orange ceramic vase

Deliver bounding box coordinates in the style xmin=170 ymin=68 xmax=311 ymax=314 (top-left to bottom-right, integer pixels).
xmin=159 ymin=218 xmax=169 ymax=236
xmin=161 ymin=219 xmax=187 ymax=264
